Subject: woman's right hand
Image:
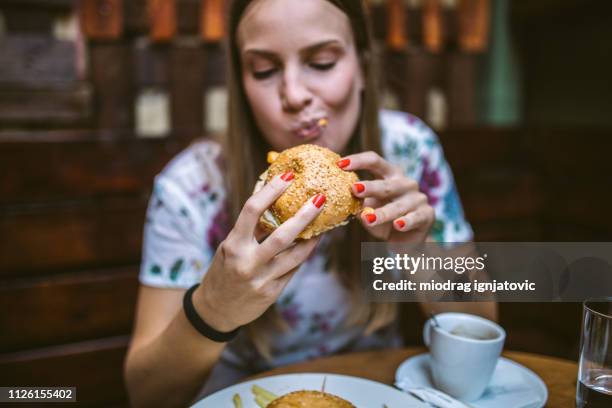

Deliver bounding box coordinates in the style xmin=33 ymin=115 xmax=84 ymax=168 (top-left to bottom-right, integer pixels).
xmin=192 ymin=172 xmax=325 ymax=333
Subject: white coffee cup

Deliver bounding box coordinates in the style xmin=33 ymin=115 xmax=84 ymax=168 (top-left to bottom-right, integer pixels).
xmin=423 ymin=313 xmax=505 ymax=401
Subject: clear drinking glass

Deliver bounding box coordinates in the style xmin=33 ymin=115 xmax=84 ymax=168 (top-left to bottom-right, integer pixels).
xmin=576 ymin=298 xmax=612 ymax=407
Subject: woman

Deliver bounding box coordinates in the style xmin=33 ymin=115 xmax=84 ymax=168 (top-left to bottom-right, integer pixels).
xmin=124 ymin=0 xmax=496 ymax=406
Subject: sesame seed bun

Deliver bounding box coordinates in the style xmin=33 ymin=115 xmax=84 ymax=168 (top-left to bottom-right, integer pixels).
xmin=267 ymin=390 xmax=355 ymax=408
xmin=254 ymin=144 xmax=362 ymax=240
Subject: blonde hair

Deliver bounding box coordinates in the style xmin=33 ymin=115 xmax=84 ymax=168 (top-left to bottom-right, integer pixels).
xmin=223 ymin=0 xmax=397 ymax=361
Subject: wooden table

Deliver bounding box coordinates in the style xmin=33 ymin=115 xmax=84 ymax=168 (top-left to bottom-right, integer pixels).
xmin=249 ymin=347 xmax=577 ymax=407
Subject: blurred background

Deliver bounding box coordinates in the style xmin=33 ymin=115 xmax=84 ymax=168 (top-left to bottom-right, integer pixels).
xmin=0 ymin=0 xmax=611 ymax=406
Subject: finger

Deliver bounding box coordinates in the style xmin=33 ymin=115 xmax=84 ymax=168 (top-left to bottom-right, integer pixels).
xmin=254 ymin=223 xmax=271 ymax=243
xmin=337 ymin=151 xmax=399 ymax=178
xmin=359 ymin=192 xmax=427 ymax=227
xmin=263 ymin=236 xmax=321 ymax=281
xmin=256 ymin=194 xmax=326 ymax=262
xmin=352 ymin=177 xmax=418 ymax=200
xmin=268 ymin=265 xmax=300 ymax=298
xmin=233 ymin=172 xmax=295 ymax=239
xmin=393 ymin=206 xmax=436 ymax=232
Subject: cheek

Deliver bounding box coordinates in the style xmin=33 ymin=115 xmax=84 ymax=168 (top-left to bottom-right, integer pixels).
xmin=315 ymin=62 xmax=362 ymax=152
xmin=243 ymin=77 xmax=282 ymax=129
xmin=242 ymin=76 xmax=290 ymax=147
xmin=315 ymin=61 xmax=361 ymax=108
xmin=244 ymin=77 xmax=275 ymax=118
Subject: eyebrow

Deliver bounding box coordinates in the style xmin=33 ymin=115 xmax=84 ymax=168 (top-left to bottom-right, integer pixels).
xmin=242 ymin=39 xmax=344 ymax=59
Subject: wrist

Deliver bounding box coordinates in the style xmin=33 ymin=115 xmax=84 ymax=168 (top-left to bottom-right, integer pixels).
xmin=192 ymin=284 xmax=240 ymax=333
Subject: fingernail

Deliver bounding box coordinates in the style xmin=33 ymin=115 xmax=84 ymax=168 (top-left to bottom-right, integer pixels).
xmin=280 ymin=171 xmax=294 ymax=182
xmin=395 ymin=219 xmax=406 ymax=229
xmin=365 ymin=213 xmax=377 ymax=224
xmin=312 ymin=194 xmax=326 ymax=208
xmin=354 ymin=183 xmax=365 ymax=193
xmin=337 ymin=158 xmax=350 ymax=169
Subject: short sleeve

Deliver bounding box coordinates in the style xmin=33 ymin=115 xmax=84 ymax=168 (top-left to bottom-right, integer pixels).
xmin=380 ymin=110 xmax=474 ymax=243
xmin=139 ymin=140 xmax=228 ymax=288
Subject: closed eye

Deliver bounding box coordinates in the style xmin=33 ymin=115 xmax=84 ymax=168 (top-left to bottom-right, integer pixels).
xmin=310 ymin=62 xmax=336 ymax=71
xmin=253 ymin=68 xmax=277 ymax=80
xmin=252 ymin=62 xmax=336 ymax=80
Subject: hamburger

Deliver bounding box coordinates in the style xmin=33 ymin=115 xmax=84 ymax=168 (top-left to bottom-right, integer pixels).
xmin=267 ymin=390 xmax=355 ymax=408
xmin=254 ymin=144 xmax=362 ymax=239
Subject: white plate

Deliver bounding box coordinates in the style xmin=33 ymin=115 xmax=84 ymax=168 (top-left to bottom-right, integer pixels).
xmin=395 ymin=354 xmax=548 ymax=408
xmin=192 ymin=372 xmax=429 ymax=407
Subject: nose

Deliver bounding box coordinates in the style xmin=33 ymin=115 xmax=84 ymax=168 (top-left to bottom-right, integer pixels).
xmin=280 ymin=67 xmax=312 ymax=112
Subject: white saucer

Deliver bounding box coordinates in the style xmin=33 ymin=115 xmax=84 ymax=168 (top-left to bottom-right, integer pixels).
xmin=395 ymin=353 xmax=548 ymax=408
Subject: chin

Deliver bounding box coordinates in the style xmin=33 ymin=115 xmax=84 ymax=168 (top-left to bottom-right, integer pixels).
xmin=311 ymin=137 xmax=327 ymax=149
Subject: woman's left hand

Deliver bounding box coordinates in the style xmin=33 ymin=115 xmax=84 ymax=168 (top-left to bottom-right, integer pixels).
xmin=337 ymin=151 xmax=435 ymax=243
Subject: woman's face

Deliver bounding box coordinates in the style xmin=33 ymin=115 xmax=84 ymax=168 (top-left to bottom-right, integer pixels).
xmin=237 ymin=0 xmax=364 ymax=153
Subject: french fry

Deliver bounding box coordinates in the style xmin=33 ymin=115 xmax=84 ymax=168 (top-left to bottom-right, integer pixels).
xmin=252 ymin=384 xmax=278 ymax=402
xmin=267 ymin=151 xmax=279 ymax=164
xmin=254 ymin=395 xmax=269 ymax=408
xmin=232 ymin=393 xmax=243 ymax=408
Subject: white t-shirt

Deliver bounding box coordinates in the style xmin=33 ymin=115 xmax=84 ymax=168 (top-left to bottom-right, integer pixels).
xmin=139 ymin=110 xmax=473 ymax=388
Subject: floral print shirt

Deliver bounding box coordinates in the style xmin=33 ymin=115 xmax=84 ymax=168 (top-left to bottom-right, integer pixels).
xmin=139 ymin=109 xmax=473 ymax=372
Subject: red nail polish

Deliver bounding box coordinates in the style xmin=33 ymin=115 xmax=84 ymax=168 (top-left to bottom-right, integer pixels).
xmin=365 ymin=213 xmax=377 ymax=224
xmin=395 ymin=219 xmax=406 ymax=229
xmin=337 ymin=158 xmax=350 ymax=169
xmin=354 ymin=183 xmax=365 ymax=193
xmin=312 ymin=194 xmax=326 ymax=208
xmin=280 ymin=171 xmax=294 ymax=182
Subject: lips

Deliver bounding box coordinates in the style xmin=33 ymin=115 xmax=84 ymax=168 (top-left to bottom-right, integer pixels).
xmin=292 ymin=118 xmax=328 ymax=140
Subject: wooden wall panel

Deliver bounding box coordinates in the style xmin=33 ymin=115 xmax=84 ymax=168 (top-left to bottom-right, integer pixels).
xmin=459 ymin=173 xmax=543 ymax=224
xmin=90 ymin=44 xmax=134 ymax=132
xmin=148 ymin=0 xmax=177 ymax=42
xmin=446 ymin=52 xmax=479 ymax=127
xmin=0 ymin=197 xmax=146 ymax=277
xmin=0 ymin=0 xmax=74 ymax=6
xmin=125 ymin=0 xmax=201 ymax=36
xmin=0 ymin=268 xmax=138 ymax=352
xmin=0 ymin=336 xmax=129 ymax=407
xmin=423 ymin=0 xmax=444 ymax=53
xmin=0 ymin=36 xmax=77 ymax=85
xmin=403 ymin=51 xmax=437 ymax=120
xmin=202 ymin=44 xmax=227 ymax=88
xmin=544 ymin=187 xmax=612 ymax=235
xmin=500 ymin=303 xmax=582 ymax=360
xmin=80 ymin=0 xmax=124 ymax=40
xmin=385 ymin=0 xmax=408 ymax=51
xmin=527 ymin=129 xmax=612 ymax=177
xmin=201 ymin=0 xmax=225 ymax=42
xmin=437 ymin=128 xmax=526 ymax=172
xmin=457 ymin=0 xmax=490 ymax=53
xmin=0 ymin=83 xmax=92 ymax=127
xmin=0 ymin=5 xmax=62 ymax=33
xmin=134 ymin=43 xmax=225 ymax=88
xmin=529 ymin=129 xmax=612 ymax=238
xmin=170 ymin=44 xmax=205 ymax=140
xmin=0 ymin=138 xmax=187 ymax=204
xmin=134 ymin=42 xmax=171 ymax=87
xmin=471 ymin=219 xmax=543 ymax=242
